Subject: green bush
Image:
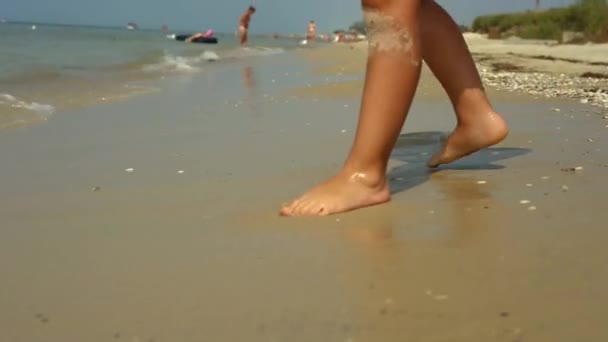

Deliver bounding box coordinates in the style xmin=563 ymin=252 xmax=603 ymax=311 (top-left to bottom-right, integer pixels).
xmin=472 ymin=0 xmax=608 ymax=42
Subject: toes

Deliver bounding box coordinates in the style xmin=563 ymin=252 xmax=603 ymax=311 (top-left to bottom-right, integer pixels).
xmin=279 ymin=199 xmax=301 ymax=216
xmin=427 ymin=153 xmax=443 ymax=168
xmin=298 ymin=201 xmax=333 ymax=216
xmin=427 ymin=146 xmax=454 ymax=168
xmin=295 ymin=200 xmax=319 ymax=216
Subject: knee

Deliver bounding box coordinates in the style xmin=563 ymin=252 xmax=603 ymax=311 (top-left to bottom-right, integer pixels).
xmin=362 ymin=0 xmax=387 ymax=9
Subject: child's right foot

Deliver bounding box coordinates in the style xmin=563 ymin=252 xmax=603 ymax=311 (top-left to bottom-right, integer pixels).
xmin=427 ymin=111 xmax=509 ymax=168
xmin=279 ymin=168 xmax=391 ymax=217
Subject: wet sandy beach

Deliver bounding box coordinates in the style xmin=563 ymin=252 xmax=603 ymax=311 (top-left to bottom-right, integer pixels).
xmin=1 ymin=43 xmax=608 ymax=341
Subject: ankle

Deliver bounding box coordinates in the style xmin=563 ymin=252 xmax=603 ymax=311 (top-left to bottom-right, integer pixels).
xmin=340 ymin=162 xmax=387 ymax=189
xmin=454 ymin=91 xmax=494 ymax=122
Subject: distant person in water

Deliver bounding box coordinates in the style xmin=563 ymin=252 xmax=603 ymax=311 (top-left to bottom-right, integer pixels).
xmin=186 ymin=29 xmax=214 ymax=42
xmin=306 ymin=20 xmax=317 ymax=41
xmin=279 ymin=0 xmax=509 ymax=216
xmin=238 ymin=5 xmax=256 ymax=47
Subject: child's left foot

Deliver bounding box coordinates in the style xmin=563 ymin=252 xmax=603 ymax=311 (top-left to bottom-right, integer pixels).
xmin=280 ymin=168 xmax=390 ymax=217
xmin=427 ymin=111 xmax=509 ymax=168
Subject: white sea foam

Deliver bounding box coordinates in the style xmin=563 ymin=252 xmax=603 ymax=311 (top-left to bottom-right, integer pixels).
xmin=143 ymin=54 xmax=202 ymax=73
xmin=0 ymin=93 xmax=55 ymax=129
xmin=0 ymin=93 xmax=55 ymax=117
xmin=202 ymin=51 xmax=220 ymax=62
xmin=142 ymin=46 xmax=283 ymax=74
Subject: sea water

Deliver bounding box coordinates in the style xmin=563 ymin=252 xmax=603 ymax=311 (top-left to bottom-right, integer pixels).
xmin=0 ymin=22 xmax=301 ymax=129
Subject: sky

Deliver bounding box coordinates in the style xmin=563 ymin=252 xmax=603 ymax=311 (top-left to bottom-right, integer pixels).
xmin=1 ymin=0 xmax=576 ymax=33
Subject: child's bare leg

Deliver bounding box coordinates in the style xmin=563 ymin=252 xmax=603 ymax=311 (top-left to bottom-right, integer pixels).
xmin=280 ymin=0 xmax=422 ymax=217
xmin=420 ymin=0 xmax=508 ymax=167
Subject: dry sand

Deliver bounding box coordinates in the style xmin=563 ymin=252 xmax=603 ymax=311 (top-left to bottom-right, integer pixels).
xmin=464 ymin=33 xmax=608 ymax=65
xmin=1 ymin=41 xmax=608 ymax=341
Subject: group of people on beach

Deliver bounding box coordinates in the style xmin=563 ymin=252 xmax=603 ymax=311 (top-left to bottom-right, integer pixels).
xmin=188 ymin=5 xmax=317 ymax=47
xmin=195 ymin=2 xmax=511 ymax=217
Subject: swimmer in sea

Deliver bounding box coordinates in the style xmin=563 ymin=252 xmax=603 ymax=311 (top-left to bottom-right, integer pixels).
xmin=280 ymin=0 xmax=509 ymax=216
xmin=186 ymin=29 xmax=214 ymax=42
xmin=306 ymin=20 xmax=317 ymax=42
xmin=238 ymin=6 xmax=256 ymax=47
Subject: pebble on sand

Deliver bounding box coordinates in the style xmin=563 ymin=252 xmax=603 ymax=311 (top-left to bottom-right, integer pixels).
xmin=426 ymin=290 xmax=448 ymax=301
xmin=477 ymin=181 xmax=487 ymax=184
xmin=125 ymin=168 xmax=134 ymax=173
xmin=528 ymin=206 xmax=537 ymax=211
xmin=519 ymin=200 xmax=531 ymax=204
xmin=526 ymin=183 xmax=534 ymax=187
xmin=562 ymin=185 xmax=569 ymax=191
xmin=178 ymin=170 xmax=185 ymax=174
xmin=92 ymin=186 xmax=101 ymax=192
xmin=561 ymin=166 xmax=584 ymax=172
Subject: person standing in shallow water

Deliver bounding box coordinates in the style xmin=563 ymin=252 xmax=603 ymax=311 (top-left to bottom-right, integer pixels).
xmin=306 ymin=20 xmax=317 ymax=42
xmin=238 ymin=6 xmax=256 ymax=47
xmin=280 ymin=0 xmax=509 ymax=217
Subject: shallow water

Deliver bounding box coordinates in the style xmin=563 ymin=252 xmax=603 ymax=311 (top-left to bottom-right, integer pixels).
xmin=0 ymin=22 xmax=303 ymax=129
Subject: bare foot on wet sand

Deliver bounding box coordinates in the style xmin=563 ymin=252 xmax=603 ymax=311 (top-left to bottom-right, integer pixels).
xmin=280 ymin=170 xmax=390 ymax=217
xmin=427 ymin=111 xmax=509 ymax=168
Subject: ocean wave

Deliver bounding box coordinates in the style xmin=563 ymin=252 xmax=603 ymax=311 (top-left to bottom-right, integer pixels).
xmin=141 ymin=46 xmax=284 ymax=74
xmin=142 ymin=49 xmax=224 ymax=73
xmin=0 ymin=93 xmax=55 ymax=129
xmin=0 ymin=93 xmax=55 ymax=116
xmin=142 ymin=54 xmax=200 ymax=73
